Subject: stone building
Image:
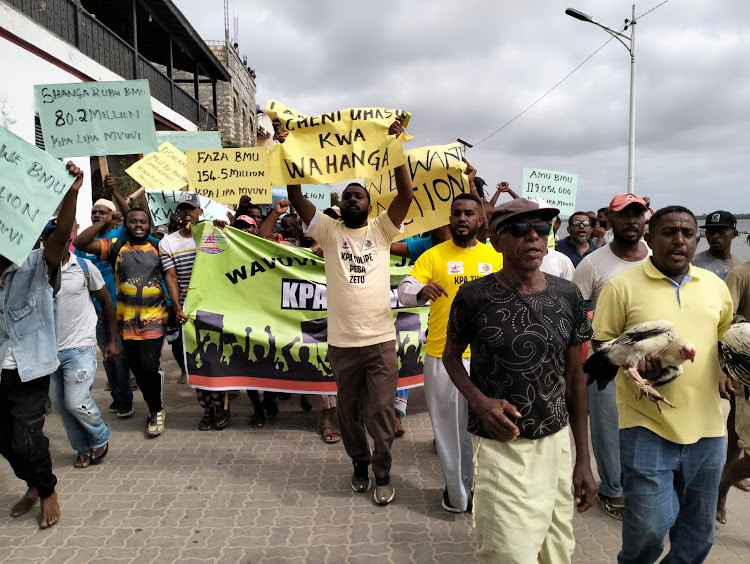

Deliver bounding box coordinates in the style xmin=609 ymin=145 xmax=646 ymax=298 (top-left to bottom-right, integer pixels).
xmin=200 ymin=41 xmax=257 ymax=147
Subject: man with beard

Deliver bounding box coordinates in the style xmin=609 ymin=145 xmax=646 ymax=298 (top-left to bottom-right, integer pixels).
xmin=556 ymin=211 xmax=598 ymax=267
xmin=74 ymin=209 xmax=168 ymax=437
xmin=573 ymin=193 xmax=650 ymax=520
xmin=286 ymin=121 xmax=413 ymax=505
xmin=594 ymin=206 xmax=733 ymax=563
xmin=443 ymin=198 xmax=596 ymax=563
xmin=397 ymin=194 xmax=503 ymax=513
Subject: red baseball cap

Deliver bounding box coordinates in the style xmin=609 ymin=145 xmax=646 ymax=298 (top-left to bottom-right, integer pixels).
xmin=607 ymin=193 xmax=648 ymax=212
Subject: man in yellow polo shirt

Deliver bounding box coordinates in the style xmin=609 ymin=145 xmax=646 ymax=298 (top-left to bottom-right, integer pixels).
xmin=593 ymin=205 xmax=734 ymax=564
xmin=398 ymin=194 xmax=502 ymax=513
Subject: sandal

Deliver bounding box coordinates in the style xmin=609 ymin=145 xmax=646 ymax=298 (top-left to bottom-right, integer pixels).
xmin=214 ymin=409 xmax=230 ymax=430
xmin=198 ymin=410 xmax=214 ymax=431
xmin=322 ymin=427 xmax=341 ymax=444
xmin=596 ymin=492 xmax=625 ymax=520
xmin=74 ymin=454 xmax=91 ymax=469
xmin=90 ymin=443 xmax=108 ymax=465
xmin=249 ymin=413 xmax=265 ymax=428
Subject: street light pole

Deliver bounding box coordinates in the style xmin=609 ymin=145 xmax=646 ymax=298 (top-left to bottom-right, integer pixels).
xmin=626 ymin=4 xmax=636 ymax=195
xmin=566 ymin=5 xmax=637 ymax=194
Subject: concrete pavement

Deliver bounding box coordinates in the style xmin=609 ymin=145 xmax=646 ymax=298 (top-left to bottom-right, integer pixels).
xmin=0 ymin=350 xmax=748 ymax=563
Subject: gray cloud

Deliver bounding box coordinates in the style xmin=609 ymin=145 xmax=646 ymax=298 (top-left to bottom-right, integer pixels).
xmin=176 ymin=0 xmax=750 ymax=214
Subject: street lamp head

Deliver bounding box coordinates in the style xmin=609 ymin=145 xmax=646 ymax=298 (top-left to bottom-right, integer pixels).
xmin=565 ymin=8 xmax=593 ymax=23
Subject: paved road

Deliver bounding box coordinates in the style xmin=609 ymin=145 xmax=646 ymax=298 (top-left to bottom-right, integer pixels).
xmin=0 ymin=350 xmax=748 ymax=563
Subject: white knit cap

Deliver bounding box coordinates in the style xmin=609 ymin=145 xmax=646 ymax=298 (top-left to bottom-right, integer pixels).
xmin=93 ymin=199 xmax=116 ymax=212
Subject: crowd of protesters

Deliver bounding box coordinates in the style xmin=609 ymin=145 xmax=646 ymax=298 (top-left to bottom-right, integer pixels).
xmin=1 ymin=134 xmax=749 ymax=563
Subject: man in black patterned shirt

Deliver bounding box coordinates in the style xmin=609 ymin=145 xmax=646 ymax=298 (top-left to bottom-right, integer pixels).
xmin=443 ymin=198 xmax=597 ymax=564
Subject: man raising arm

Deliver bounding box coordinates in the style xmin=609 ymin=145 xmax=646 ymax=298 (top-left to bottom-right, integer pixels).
xmin=1 ymin=162 xmax=83 ymax=529
xmin=287 ymin=120 xmax=413 ymax=506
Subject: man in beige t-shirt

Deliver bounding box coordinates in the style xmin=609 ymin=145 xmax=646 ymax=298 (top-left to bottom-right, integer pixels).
xmin=288 ymin=127 xmax=413 ymax=505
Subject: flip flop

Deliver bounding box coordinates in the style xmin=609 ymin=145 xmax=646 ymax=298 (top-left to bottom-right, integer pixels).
xmin=74 ymin=454 xmax=91 ymax=469
xmin=90 ymin=443 xmax=108 ymax=465
xmin=214 ymin=409 xmax=230 ymax=430
xmin=322 ymin=427 xmax=341 ymax=444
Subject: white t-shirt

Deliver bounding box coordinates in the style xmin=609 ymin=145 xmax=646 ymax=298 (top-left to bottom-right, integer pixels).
xmin=308 ymin=210 xmax=401 ymax=348
xmin=541 ymin=248 xmax=575 ymax=281
xmin=573 ymin=243 xmax=651 ymax=309
xmin=3 ymin=347 xmax=16 ymax=370
xmin=57 ymin=252 xmax=105 ymax=351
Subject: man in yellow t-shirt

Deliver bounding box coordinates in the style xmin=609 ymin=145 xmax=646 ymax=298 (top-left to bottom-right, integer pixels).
xmin=287 ymin=123 xmax=413 ymax=505
xmin=398 ymin=194 xmax=502 ymax=512
xmin=593 ymin=205 xmax=734 ymax=564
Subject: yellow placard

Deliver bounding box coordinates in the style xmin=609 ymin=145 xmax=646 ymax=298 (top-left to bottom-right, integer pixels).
xmin=366 ymin=143 xmax=468 ymax=241
xmin=186 ymin=148 xmax=272 ymax=204
xmin=125 ymin=142 xmax=187 ymax=191
xmin=266 ymin=100 xmax=413 ymax=186
xmin=265 ymin=100 xmax=309 ymax=123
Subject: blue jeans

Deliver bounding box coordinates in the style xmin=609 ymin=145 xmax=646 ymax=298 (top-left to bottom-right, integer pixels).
xmin=96 ymin=311 xmax=132 ymax=406
xmin=588 ymin=379 xmax=622 ymax=498
xmin=618 ymin=427 xmax=725 ymax=564
xmin=49 ymin=346 xmax=111 ymax=456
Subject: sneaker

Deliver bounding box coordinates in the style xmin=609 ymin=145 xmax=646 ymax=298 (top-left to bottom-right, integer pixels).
xmin=351 ymin=461 xmax=371 ymax=493
xmin=374 ymin=475 xmax=395 ymax=505
xmin=108 ymin=401 xmax=120 ymax=413
xmin=147 ymin=409 xmax=165 ymax=436
xmin=129 ymin=376 xmax=138 ymax=390
xmin=441 ymin=489 xmax=463 ymax=513
xmin=118 ymin=403 xmax=134 ymax=418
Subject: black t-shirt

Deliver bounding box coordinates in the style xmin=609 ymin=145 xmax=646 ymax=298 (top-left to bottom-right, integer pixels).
xmin=447 ymin=273 xmax=593 ymax=440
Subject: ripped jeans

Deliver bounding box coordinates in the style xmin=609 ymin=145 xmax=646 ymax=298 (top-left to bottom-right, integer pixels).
xmin=49 ymin=346 xmax=111 ymax=457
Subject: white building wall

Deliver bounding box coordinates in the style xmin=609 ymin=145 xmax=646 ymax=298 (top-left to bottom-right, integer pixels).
xmin=0 ymin=3 xmax=197 ymax=229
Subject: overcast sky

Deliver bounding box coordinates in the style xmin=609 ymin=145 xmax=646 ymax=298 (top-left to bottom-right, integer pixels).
xmin=175 ymin=0 xmax=750 ymax=215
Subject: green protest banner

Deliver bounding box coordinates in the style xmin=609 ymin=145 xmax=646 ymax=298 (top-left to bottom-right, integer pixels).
xmin=0 ymin=125 xmax=73 ymax=265
xmin=145 ymin=190 xmax=232 ymax=226
xmin=154 ymin=131 xmax=222 ymax=154
xmin=34 ymin=79 xmax=157 ymax=157
xmin=521 ymin=168 xmax=578 ymax=217
xmin=182 ymin=222 xmax=426 ymax=393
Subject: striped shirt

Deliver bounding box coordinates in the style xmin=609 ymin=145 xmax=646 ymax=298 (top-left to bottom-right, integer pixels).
xmin=159 ymin=231 xmax=196 ymax=306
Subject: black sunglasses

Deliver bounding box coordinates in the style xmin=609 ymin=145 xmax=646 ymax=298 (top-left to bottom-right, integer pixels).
xmin=497 ymin=221 xmax=552 ymax=238
xmin=570 ymin=220 xmax=590 ymax=227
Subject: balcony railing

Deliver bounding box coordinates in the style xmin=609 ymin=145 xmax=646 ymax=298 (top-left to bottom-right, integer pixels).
xmin=3 ymin=0 xmax=217 ymax=130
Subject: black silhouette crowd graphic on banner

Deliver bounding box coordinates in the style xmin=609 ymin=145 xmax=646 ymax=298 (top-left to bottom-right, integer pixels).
xmin=186 ymin=309 xmax=426 ymax=389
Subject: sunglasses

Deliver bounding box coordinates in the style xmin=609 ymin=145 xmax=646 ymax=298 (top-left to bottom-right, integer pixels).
xmin=570 ymin=220 xmax=590 ymax=227
xmin=497 ymin=221 xmax=552 ymax=238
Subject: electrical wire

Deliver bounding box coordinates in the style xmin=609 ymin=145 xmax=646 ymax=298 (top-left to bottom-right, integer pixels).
xmin=473 ymin=0 xmax=672 ymax=148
